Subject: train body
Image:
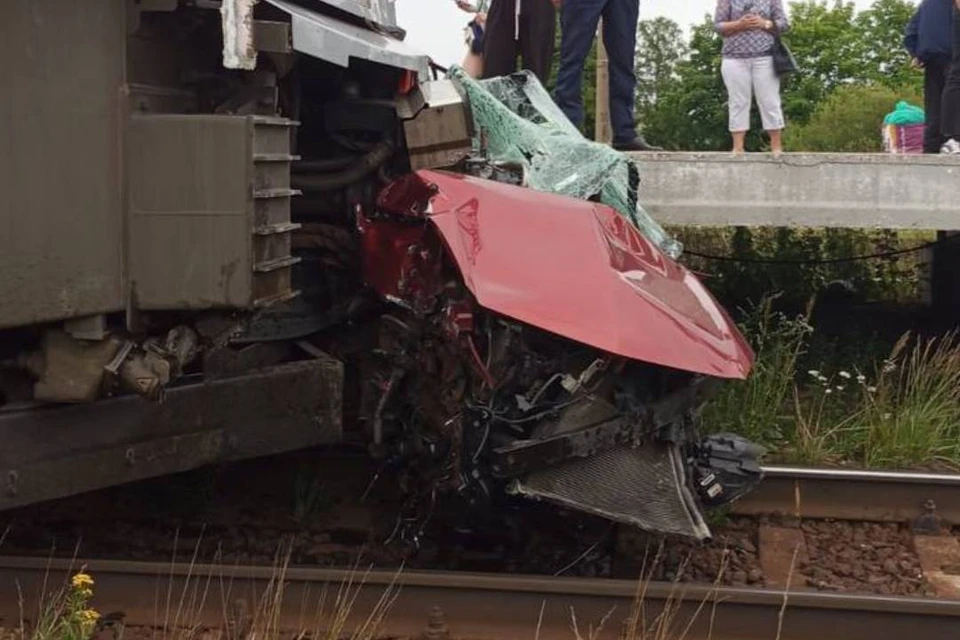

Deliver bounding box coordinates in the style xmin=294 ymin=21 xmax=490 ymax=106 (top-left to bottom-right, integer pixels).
xmin=0 ymin=0 xmax=762 ymax=541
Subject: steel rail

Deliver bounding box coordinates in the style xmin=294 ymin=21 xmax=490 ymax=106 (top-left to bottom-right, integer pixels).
xmin=0 ymin=556 xmax=957 ymax=640
xmin=733 ymin=465 xmax=960 ymax=523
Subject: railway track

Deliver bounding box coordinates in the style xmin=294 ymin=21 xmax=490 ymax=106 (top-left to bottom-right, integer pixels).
xmin=1 ymin=464 xmax=958 ymax=639
xmin=737 ymin=466 xmax=960 ymax=523
xmin=0 ymin=556 xmax=957 ymax=640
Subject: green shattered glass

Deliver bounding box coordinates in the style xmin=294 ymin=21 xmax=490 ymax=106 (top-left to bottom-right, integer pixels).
xmin=448 ymin=66 xmax=682 ymax=258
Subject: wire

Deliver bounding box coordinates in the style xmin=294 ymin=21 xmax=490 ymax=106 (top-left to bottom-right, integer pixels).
xmin=682 ymin=232 xmax=960 ymax=266
xmin=553 ymin=524 xmax=614 ymax=576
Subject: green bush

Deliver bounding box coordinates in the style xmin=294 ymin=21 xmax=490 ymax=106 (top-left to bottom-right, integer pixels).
xmin=784 ymin=83 xmax=923 ymax=152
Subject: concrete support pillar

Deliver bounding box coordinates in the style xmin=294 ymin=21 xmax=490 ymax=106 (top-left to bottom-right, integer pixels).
xmin=931 ymin=231 xmax=960 ymax=328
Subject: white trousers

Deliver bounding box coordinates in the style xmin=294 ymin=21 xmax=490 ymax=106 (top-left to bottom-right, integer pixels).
xmin=721 ymin=56 xmax=785 ymax=132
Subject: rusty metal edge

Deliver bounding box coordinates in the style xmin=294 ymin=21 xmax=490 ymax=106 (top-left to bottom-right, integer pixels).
xmin=0 ymin=556 xmax=957 ymax=617
xmin=733 ymin=466 xmax=960 ymax=524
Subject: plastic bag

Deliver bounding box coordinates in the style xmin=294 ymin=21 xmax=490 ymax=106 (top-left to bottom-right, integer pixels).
xmin=883 ymin=101 xmax=925 ymax=126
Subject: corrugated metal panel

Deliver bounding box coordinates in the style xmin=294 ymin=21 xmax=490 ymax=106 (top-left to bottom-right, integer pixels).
xmin=127 ymin=114 xmax=300 ymax=309
xmin=0 ymin=0 xmax=126 ymax=329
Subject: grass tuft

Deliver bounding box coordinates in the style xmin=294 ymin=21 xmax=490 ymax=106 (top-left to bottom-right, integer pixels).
xmin=701 ymin=295 xmax=812 ymax=447
xmin=853 ymin=332 xmax=960 ymax=468
xmin=705 ymin=295 xmax=960 ymax=470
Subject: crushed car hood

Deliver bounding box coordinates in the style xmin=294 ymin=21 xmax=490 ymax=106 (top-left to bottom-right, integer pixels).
xmin=378 ymin=171 xmax=754 ymax=379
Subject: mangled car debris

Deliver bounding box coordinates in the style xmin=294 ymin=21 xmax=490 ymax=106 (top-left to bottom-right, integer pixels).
xmin=348 ymin=68 xmax=764 ymax=542
xmin=0 ymin=0 xmax=761 ymax=540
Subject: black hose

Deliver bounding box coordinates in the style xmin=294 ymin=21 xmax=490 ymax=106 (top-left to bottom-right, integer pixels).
xmin=291 ymin=156 xmax=359 ymax=173
xmin=291 ymin=141 xmax=395 ymax=192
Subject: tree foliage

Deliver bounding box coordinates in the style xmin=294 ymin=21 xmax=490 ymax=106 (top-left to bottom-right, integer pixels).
xmin=784 ymin=83 xmax=922 ymax=151
xmin=634 ymin=17 xmax=688 ymax=114
xmin=639 ymin=0 xmax=923 ymax=151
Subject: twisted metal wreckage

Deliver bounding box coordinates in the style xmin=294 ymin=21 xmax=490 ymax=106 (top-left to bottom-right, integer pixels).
xmin=350 ymin=67 xmax=764 ymax=542
xmin=0 ymin=0 xmax=762 ymax=542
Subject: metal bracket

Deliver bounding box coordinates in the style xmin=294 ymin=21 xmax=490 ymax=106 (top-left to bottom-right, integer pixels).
xmin=912 ymin=499 xmax=944 ymax=536
xmin=489 ymin=377 xmax=718 ymax=478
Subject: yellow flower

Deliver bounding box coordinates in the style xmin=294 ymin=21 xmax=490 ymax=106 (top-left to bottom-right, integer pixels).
xmin=71 ymin=572 xmax=94 ymax=590
xmin=79 ymin=609 xmax=101 ymax=623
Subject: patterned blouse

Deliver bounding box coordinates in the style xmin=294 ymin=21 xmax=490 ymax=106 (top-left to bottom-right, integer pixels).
xmin=713 ymin=0 xmax=789 ymax=59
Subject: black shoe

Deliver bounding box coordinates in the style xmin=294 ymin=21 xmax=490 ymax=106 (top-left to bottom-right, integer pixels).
xmin=612 ymin=136 xmax=663 ymax=152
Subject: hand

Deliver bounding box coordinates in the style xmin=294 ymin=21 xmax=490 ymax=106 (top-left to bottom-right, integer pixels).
xmin=911 ymin=57 xmax=924 ymax=69
xmin=475 ymin=11 xmax=486 ymax=25
xmin=740 ymin=14 xmax=765 ymax=29
xmin=456 ymin=0 xmax=475 ymax=11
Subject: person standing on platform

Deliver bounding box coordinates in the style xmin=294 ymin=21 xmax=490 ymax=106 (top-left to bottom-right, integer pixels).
xmin=553 ymin=0 xmax=662 ymax=150
xmin=714 ymin=0 xmax=790 ymax=156
xmin=481 ymin=0 xmax=557 ymax=85
xmin=904 ymin=0 xmax=956 ymax=153
xmin=939 ymin=0 xmax=960 ymax=153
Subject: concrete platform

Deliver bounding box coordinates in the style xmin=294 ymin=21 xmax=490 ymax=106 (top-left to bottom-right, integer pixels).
xmin=627 ymin=152 xmax=960 ymax=230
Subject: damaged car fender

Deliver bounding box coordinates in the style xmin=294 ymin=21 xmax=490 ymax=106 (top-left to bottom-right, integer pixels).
xmin=373 ymin=169 xmax=754 ymax=380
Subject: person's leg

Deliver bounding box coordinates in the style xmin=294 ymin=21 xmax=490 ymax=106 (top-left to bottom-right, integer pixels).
xmin=940 ymin=5 xmax=960 ymax=147
xmin=553 ymin=0 xmax=605 ymax=130
xmin=721 ymin=57 xmax=752 ymax=154
xmin=482 ymin=0 xmax=520 ymax=79
xmin=518 ymin=0 xmax=556 ymax=85
xmin=601 ymin=0 xmax=640 ymax=144
xmin=923 ymin=60 xmax=947 ymax=153
xmin=462 ymin=52 xmax=483 ymax=77
xmin=752 ymin=56 xmax=785 ymax=154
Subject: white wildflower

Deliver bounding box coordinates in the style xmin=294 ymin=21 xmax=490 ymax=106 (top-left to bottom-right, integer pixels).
xmin=867 ymin=386 xmax=877 ymax=393
xmin=825 ymin=388 xmax=833 ymax=394
xmin=839 ymin=371 xmax=851 ymax=379
xmin=807 ymin=370 xmax=820 ymax=378
xmin=856 ymin=374 xmax=867 ymax=384
xmin=836 ymin=385 xmax=845 ymax=391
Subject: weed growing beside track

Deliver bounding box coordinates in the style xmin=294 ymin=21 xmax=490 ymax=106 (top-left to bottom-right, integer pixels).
xmin=13 ymin=544 xmax=744 ymax=640
xmin=703 ymin=297 xmax=960 ymax=470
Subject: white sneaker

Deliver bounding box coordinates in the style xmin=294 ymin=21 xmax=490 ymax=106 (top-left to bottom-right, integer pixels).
xmin=942 ymin=138 xmax=960 ymax=154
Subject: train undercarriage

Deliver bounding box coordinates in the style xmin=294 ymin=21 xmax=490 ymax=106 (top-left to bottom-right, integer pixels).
xmin=0 ymin=0 xmax=762 ymax=541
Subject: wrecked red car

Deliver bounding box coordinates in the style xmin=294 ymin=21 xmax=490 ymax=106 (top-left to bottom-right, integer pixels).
xmin=353 ymin=163 xmax=761 ymax=542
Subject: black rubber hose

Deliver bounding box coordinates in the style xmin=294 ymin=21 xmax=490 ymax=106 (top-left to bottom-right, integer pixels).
xmin=291 ymin=141 xmax=395 ymax=192
xmin=291 ymin=156 xmax=358 ymax=173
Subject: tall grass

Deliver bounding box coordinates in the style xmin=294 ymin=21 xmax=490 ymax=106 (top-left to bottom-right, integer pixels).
xmin=704 ymin=296 xmax=960 ymax=470
xmin=568 ymin=544 xmax=732 ymax=640
xmin=20 ymin=538 xmax=400 ymax=640
xmin=853 ymin=332 xmax=960 ymax=468
xmin=700 ymin=295 xmax=812 ymax=447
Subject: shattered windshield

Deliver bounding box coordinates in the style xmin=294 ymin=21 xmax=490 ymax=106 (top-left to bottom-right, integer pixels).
xmin=447 ymin=66 xmax=682 ymax=259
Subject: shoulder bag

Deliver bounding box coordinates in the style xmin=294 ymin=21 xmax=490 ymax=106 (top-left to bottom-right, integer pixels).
xmin=772 ymin=35 xmax=799 ymax=76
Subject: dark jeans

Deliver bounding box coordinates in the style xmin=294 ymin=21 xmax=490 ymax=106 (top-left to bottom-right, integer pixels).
xmin=942 ymin=6 xmax=960 ymax=139
xmin=923 ymin=59 xmax=949 ymax=152
xmin=554 ymin=0 xmax=639 ymax=143
xmin=482 ymin=0 xmax=556 ymax=84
